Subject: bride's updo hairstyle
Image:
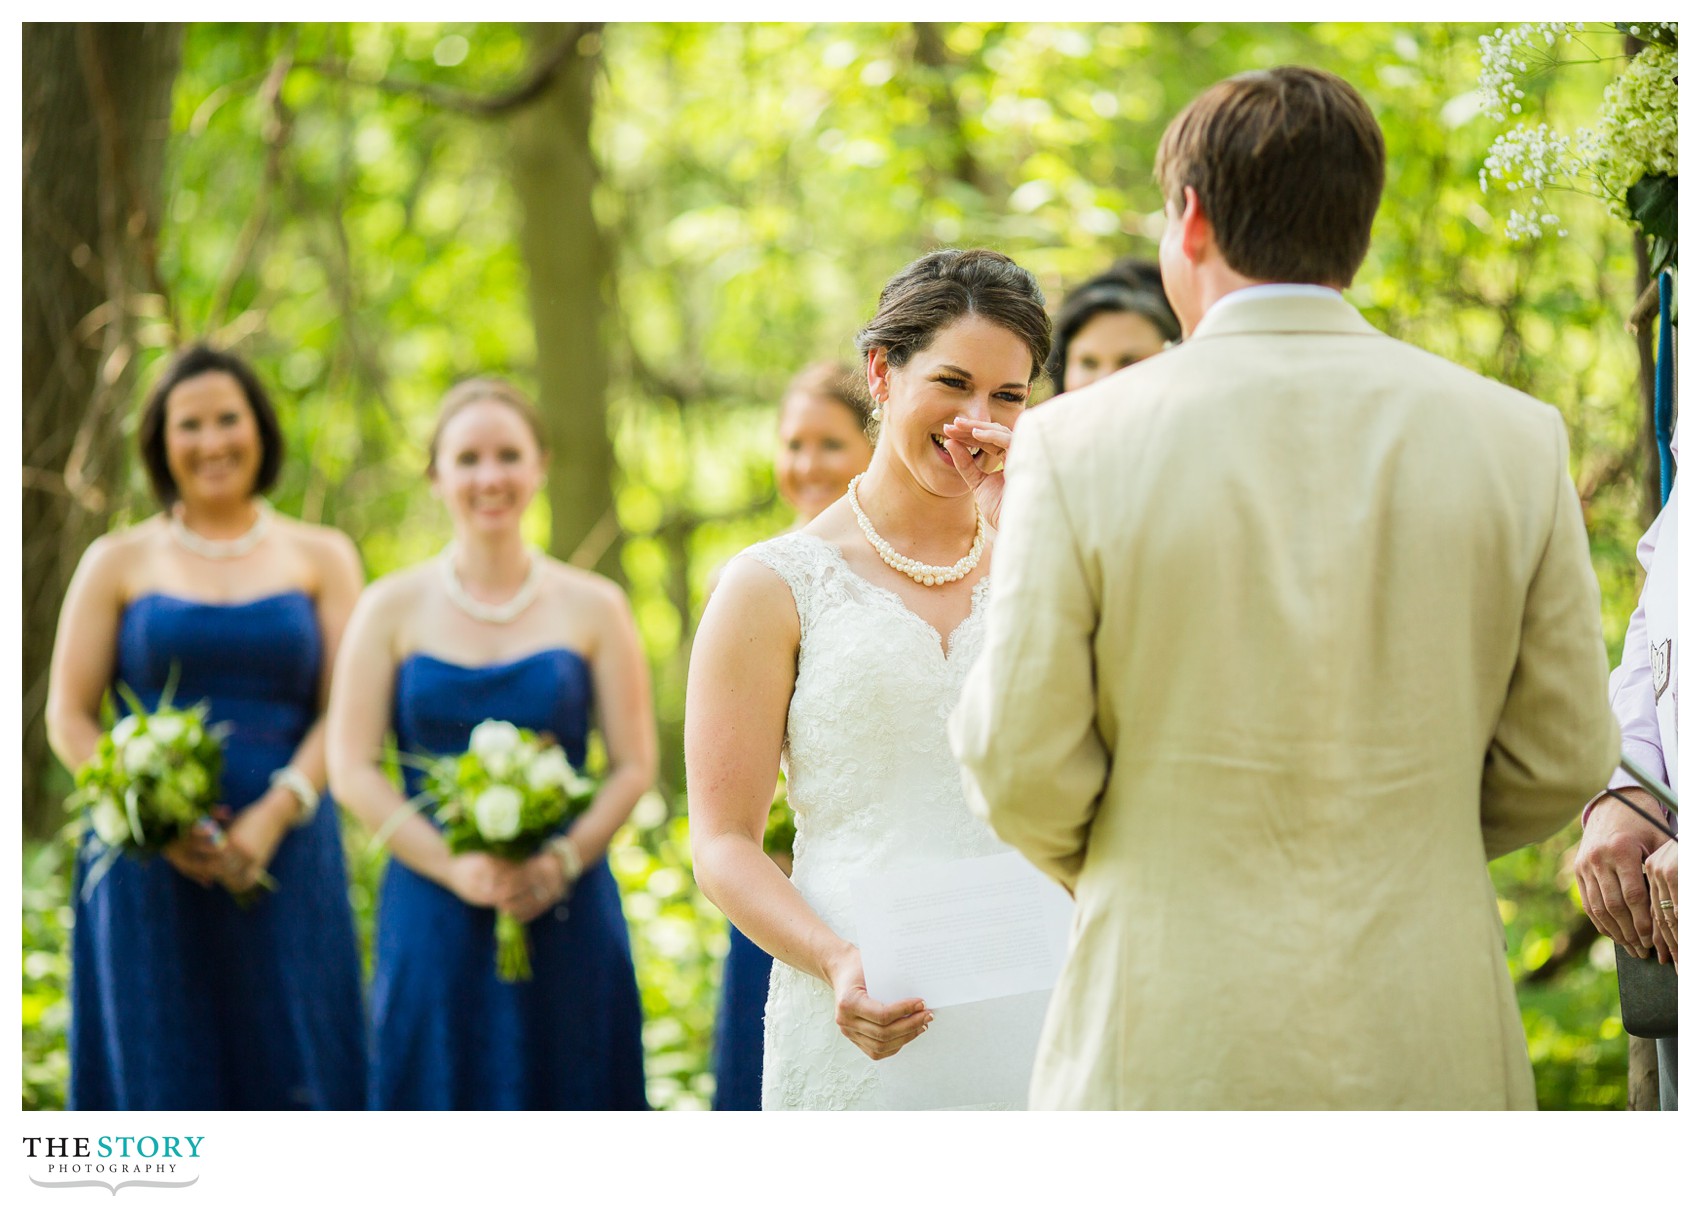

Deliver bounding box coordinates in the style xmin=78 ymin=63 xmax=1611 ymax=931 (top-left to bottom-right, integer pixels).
xmin=854 ymin=249 xmax=1053 ymax=392
xmin=426 ymin=376 xmax=550 ymax=475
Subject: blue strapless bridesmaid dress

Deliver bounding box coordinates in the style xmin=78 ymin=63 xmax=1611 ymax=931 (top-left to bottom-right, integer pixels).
xmin=68 ymin=591 xmax=367 ymax=1110
xmin=712 ymin=925 xmax=772 ymax=1110
xmin=371 ymin=648 xmax=648 ymax=1110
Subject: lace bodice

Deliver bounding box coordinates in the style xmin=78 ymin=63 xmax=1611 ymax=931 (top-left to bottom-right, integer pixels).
xmin=743 ymin=532 xmax=1042 ymax=1110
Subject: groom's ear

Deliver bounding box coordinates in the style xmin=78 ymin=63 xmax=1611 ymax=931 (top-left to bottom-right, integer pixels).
xmin=1179 ymin=186 xmax=1216 ymax=265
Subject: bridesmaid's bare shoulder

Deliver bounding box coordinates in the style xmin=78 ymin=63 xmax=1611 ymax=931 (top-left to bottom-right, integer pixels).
xmin=271 ymin=512 xmax=362 ymax=577
xmin=75 ymin=514 xmax=172 ymax=599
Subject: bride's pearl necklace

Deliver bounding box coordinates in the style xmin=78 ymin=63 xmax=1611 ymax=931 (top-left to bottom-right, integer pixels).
xmin=169 ymin=500 xmax=271 ymax=560
xmin=440 ymin=546 xmax=543 ymax=624
xmin=847 ymin=473 xmax=984 ymax=587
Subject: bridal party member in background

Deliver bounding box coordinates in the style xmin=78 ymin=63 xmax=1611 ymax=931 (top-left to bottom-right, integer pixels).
xmin=688 ymin=249 xmax=1054 ymax=1109
xmin=45 ymin=344 xmax=366 ymax=1110
xmin=1041 ymin=258 xmax=1180 ymax=399
xmin=710 ymin=361 xmax=874 ymax=1112
xmin=327 ymin=377 xmax=654 ymax=1110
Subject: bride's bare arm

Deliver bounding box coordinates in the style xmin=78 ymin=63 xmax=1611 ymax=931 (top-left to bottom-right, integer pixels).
xmin=686 ymin=555 xmax=930 ymax=1059
xmin=686 ymin=556 xmax=843 ymax=977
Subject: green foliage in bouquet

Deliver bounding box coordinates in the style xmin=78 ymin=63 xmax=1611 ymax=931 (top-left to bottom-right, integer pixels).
xmin=419 ymin=719 xmax=598 ymax=980
xmin=64 ymin=676 xmax=230 ymax=899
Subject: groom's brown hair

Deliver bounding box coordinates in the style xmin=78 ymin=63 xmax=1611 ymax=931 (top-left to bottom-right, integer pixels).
xmin=1154 ymin=66 xmax=1385 ymax=288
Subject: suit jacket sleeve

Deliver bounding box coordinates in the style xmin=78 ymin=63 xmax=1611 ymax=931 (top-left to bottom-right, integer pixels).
xmin=1480 ymin=411 xmax=1621 ymax=858
xmin=949 ymin=417 xmax=1108 ymax=892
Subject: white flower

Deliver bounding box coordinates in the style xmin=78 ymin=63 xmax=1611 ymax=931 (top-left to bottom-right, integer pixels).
xmin=110 ymin=715 xmax=140 ymax=747
xmin=468 ymin=720 xmax=522 ymax=775
xmin=147 ymin=714 xmax=186 ymax=745
xmin=471 ymin=785 xmax=524 ymax=842
xmin=1476 ymin=26 xmax=1677 ymax=246
xmin=122 ymin=734 xmax=163 ymax=776
xmin=90 ymin=796 xmax=129 ymax=846
xmin=526 ymin=747 xmax=574 ymax=793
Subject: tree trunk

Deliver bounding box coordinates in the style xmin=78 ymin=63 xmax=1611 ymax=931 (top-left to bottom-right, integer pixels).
xmin=1627 ymin=1036 xmax=1661 ymax=1110
xmin=911 ymin=23 xmax=992 ymax=197
xmin=509 ymin=23 xmax=621 ymax=583
xmin=22 ymin=23 xmax=182 ymax=838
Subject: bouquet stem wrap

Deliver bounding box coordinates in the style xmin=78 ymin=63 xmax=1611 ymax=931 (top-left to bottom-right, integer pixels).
xmin=496 ymin=911 xmax=533 ymax=982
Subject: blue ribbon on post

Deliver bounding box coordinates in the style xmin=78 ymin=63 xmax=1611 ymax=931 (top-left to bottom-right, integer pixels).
xmin=1655 ymin=269 xmax=1674 ymax=506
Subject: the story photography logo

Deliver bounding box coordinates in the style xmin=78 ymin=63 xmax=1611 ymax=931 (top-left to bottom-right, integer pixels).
xmin=23 ymin=1133 xmax=203 ymax=1195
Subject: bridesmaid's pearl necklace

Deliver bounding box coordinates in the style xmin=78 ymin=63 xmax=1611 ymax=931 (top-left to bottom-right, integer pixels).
xmin=440 ymin=546 xmax=543 ymax=624
xmin=169 ymin=500 xmax=271 ymax=560
xmin=847 ymin=473 xmax=984 ymax=587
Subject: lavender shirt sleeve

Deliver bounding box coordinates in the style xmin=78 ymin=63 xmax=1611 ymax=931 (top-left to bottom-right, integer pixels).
xmin=1583 ymin=503 xmax=1670 ymax=824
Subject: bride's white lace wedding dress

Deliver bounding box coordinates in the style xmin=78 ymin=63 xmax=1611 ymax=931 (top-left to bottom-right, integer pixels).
xmin=745 ymin=532 xmax=1051 ymax=1111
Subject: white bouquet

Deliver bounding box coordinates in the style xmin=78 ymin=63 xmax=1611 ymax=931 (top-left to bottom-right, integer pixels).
xmin=421 ymin=719 xmax=598 ymax=981
xmin=65 ymin=682 xmax=260 ymax=901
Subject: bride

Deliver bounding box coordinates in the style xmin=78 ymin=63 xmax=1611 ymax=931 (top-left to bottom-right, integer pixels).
xmin=686 ymin=248 xmax=1053 ymax=1110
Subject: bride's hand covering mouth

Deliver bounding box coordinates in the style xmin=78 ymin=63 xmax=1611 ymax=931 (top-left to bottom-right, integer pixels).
xmin=942 ymin=415 xmax=1015 ymax=531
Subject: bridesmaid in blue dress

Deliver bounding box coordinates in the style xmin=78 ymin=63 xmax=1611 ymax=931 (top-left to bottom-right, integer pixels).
xmin=327 ymin=377 xmax=656 ymax=1110
xmin=707 ymin=363 xmax=872 ymax=1109
xmin=45 ymin=345 xmax=366 ymax=1109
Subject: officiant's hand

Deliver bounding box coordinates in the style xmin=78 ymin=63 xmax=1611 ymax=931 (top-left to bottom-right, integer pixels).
xmin=823 ymin=941 xmax=933 ymax=1060
xmin=942 ymin=416 xmax=1014 ymax=531
xmin=1644 ymin=839 xmax=1678 ymax=969
xmin=1577 ymin=791 xmax=1668 ymax=959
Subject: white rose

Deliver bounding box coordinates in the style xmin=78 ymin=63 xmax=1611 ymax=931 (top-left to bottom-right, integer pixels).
xmin=526 ymin=748 xmax=573 ymax=793
xmin=122 ymin=734 xmax=163 ymax=776
xmin=471 ymin=785 xmax=524 ymax=842
xmin=110 ymin=715 xmax=140 ymax=747
xmin=90 ymin=796 xmax=129 ymax=846
xmin=147 ymin=714 xmax=186 ymax=745
xmin=468 ymin=720 xmax=522 ymax=775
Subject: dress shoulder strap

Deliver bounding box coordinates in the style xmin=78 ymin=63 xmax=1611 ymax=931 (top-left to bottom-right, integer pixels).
xmin=740 ymin=532 xmax=844 ymax=642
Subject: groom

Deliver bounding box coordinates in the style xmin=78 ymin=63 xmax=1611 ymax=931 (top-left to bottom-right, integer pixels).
xmin=950 ymin=66 xmax=1621 ymax=1109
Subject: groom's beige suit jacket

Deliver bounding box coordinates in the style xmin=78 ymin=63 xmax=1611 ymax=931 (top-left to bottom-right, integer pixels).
xmin=950 ymin=291 xmax=1621 ymax=1109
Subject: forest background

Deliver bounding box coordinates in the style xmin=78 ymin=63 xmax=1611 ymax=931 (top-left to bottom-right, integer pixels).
xmin=21 ymin=21 xmax=1669 ymax=1111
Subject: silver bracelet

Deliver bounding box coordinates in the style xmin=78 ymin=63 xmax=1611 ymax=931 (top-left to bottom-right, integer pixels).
xmin=269 ymin=765 xmax=320 ymax=827
xmin=548 ymin=834 xmax=584 ymax=886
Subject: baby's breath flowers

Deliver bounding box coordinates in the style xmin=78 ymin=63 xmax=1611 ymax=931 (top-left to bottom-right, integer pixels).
xmin=1477 ymin=23 xmax=1677 ymax=262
